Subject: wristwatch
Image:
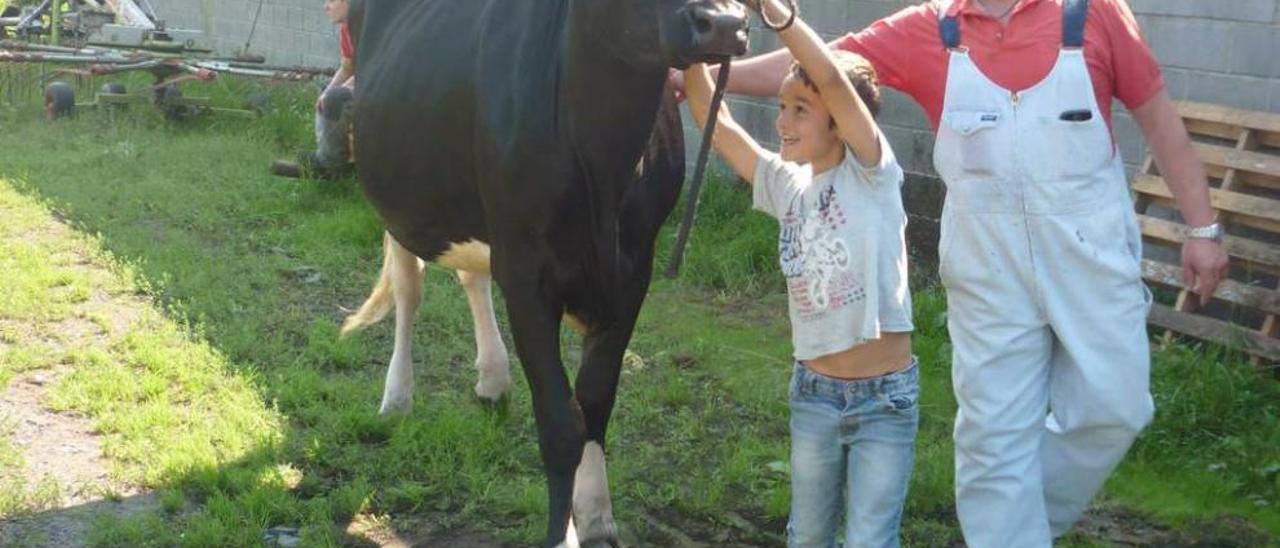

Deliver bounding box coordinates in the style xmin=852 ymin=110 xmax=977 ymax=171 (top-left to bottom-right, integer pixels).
xmin=1186 ymin=222 xmax=1224 ymax=242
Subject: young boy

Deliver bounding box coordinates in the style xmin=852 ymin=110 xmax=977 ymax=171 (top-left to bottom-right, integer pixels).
xmin=683 ymin=0 xmax=917 ymax=545
xmin=271 ymin=0 xmax=356 ymax=179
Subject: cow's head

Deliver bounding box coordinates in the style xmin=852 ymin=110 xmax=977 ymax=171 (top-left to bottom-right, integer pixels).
xmin=659 ymin=0 xmax=750 ymax=68
xmin=578 ymin=1 xmax=747 ymax=71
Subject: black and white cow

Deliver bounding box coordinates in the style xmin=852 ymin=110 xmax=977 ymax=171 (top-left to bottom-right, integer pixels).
xmin=343 ymin=1 xmax=748 ymax=546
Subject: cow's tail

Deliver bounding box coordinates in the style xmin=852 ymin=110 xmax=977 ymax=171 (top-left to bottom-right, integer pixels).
xmin=341 ymin=232 xmax=396 ymax=336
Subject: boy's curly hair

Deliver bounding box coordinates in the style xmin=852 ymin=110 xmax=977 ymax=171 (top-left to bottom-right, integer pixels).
xmin=789 ymin=50 xmax=882 ymax=118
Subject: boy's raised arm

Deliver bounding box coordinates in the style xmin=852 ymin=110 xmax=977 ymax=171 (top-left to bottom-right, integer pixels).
xmin=765 ymin=0 xmax=881 ymax=166
xmin=683 ymin=63 xmax=768 ymax=185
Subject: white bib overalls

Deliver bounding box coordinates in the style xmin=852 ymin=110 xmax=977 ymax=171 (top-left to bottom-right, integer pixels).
xmin=932 ymin=1 xmax=1155 ymax=546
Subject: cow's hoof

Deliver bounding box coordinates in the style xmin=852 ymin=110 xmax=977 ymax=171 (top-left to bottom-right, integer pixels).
xmin=377 ymin=396 xmax=413 ymax=416
xmin=577 ymin=537 xmax=621 ymax=548
xmin=474 ymin=369 xmax=511 ymax=401
xmin=573 ymin=517 xmax=619 ymax=548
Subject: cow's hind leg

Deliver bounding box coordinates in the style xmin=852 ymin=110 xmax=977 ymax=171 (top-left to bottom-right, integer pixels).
xmin=380 ymin=236 xmax=426 ymax=415
xmin=456 ymin=270 xmax=511 ymax=401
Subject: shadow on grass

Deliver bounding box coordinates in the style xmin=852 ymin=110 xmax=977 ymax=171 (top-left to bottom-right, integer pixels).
xmin=0 ymin=87 xmax=800 ymax=546
xmin=1 ymin=80 xmax=1277 ymax=547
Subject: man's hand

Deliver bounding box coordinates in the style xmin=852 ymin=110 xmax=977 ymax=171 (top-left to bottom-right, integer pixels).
xmin=1182 ymin=238 xmax=1230 ymax=306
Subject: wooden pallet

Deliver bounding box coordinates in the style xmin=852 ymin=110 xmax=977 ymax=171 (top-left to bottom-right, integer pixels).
xmin=1130 ymin=101 xmax=1280 ymax=365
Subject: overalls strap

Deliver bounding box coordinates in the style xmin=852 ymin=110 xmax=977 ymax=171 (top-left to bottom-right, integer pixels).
xmin=937 ymin=0 xmax=961 ymax=50
xmin=1062 ymin=0 xmax=1089 ymax=48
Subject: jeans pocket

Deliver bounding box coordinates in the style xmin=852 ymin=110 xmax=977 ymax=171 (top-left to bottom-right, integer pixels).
xmin=883 ymin=383 xmax=920 ymax=418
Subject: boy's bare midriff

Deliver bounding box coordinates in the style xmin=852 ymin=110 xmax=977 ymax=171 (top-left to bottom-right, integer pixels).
xmin=804 ymin=331 xmax=913 ymax=380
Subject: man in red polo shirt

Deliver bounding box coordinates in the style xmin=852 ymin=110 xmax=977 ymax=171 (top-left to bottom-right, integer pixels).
xmin=709 ymin=0 xmax=1229 ymax=545
xmin=272 ymin=0 xmax=356 ymax=179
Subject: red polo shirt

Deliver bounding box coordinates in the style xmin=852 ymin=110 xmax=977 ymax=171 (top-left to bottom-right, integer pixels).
xmin=339 ymin=22 xmax=355 ymax=61
xmin=835 ymin=0 xmax=1164 ymax=132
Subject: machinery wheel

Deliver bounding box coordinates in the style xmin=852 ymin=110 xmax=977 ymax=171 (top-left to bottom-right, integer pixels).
xmin=157 ymin=84 xmax=189 ymax=121
xmin=245 ymin=91 xmax=270 ymax=115
xmin=44 ymin=82 xmax=75 ymax=120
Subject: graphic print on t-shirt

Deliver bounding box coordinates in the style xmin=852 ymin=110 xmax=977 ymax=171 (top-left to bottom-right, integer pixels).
xmin=777 ymin=184 xmax=866 ymax=315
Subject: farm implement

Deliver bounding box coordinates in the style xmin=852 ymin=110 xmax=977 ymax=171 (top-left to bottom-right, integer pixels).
xmin=1 ymin=0 xmax=334 ymax=119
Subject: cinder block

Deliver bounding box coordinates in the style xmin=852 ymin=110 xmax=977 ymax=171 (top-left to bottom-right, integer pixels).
xmin=903 ymin=172 xmax=944 ymax=267
xmin=1142 ymin=17 xmax=1234 ymax=72
xmin=1271 ymin=82 xmax=1280 ymax=112
xmin=1109 ymin=109 xmax=1146 ymax=170
xmin=881 ymin=124 xmax=935 ymax=176
xmin=878 ymin=89 xmax=929 ymax=133
xmin=847 ymin=0 xmax=911 ymax=32
xmin=1158 ymin=67 xmax=1191 ymax=101
xmin=1184 ymin=72 xmax=1271 ymax=111
xmin=1128 ymin=0 xmax=1276 ymax=24
xmin=796 ymin=0 xmax=851 ymax=37
xmin=1228 ymin=22 xmax=1280 ymax=79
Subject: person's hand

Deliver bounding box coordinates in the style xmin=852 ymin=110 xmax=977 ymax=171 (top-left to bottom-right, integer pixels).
xmin=315 ymin=93 xmax=325 ymax=114
xmin=1181 ymin=238 xmax=1230 ymax=306
xmin=667 ymin=69 xmax=686 ymax=103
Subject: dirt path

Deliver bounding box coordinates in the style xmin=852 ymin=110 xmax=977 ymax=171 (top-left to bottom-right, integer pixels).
xmin=0 ymin=355 xmax=158 ymax=546
xmin=0 ymin=191 xmax=157 ymax=547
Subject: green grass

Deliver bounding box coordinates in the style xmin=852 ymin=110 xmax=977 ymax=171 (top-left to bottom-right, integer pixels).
xmin=0 ymin=74 xmax=1276 ymax=546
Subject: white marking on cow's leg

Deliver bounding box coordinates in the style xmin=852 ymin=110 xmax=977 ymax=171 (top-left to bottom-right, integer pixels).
xmin=560 ymin=517 xmax=580 ymax=548
xmin=456 ymin=270 xmax=511 ymax=401
xmin=572 ymin=441 xmax=617 ymax=545
xmin=379 ymin=237 xmax=425 ymax=415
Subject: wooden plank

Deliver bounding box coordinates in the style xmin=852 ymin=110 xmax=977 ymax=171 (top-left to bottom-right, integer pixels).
xmin=1149 ymin=304 xmax=1280 ymax=362
xmin=1132 ymin=174 xmax=1280 ymax=225
xmin=1219 ymin=129 xmax=1252 ymax=192
xmin=1138 ymin=215 xmax=1280 ymax=271
xmin=1183 ymin=119 xmax=1245 ymax=143
xmin=1139 ymin=194 xmax=1280 ymax=235
xmin=1239 ymin=172 xmax=1280 ymax=191
xmin=1191 ymin=142 xmax=1280 ymax=180
xmin=1142 ymin=259 xmax=1280 ymax=315
xmin=1263 ymin=315 xmax=1279 ymax=340
xmin=1177 ymin=101 xmax=1280 ymax=148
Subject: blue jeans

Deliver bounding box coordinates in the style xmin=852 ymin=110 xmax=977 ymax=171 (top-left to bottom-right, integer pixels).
xmin=787 ymin=359 xmax=920 ymax=548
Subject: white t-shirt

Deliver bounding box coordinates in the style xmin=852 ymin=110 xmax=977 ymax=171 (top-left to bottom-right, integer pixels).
xmin=752 ymin=132 xmax=913 ymax=361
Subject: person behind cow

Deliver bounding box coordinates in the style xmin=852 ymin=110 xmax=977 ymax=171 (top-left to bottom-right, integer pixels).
xmin=694 ymin=0 xmax=1232 ymax=546
xmin=270 ymin=0 xmax=356 ymax=179
xmin=684 ymin=0 xmax=918 ymax=545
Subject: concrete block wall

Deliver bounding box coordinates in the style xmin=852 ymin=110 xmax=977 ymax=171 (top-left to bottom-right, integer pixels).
xmin=157 ymin=0 xmax=1280 ymax=261
xmin=156 ymin=0 xmax=340 ymax=68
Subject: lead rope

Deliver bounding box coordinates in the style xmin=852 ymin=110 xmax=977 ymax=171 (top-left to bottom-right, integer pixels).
xmin=664 ymin=60 xmax=731 ymax=278
xmin=663 ymin=0 xmax=798 ymax=278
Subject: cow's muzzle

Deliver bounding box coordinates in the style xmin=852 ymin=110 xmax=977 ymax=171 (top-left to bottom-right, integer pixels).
xmin=667 ymin=0 xmax=749 ymax=68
